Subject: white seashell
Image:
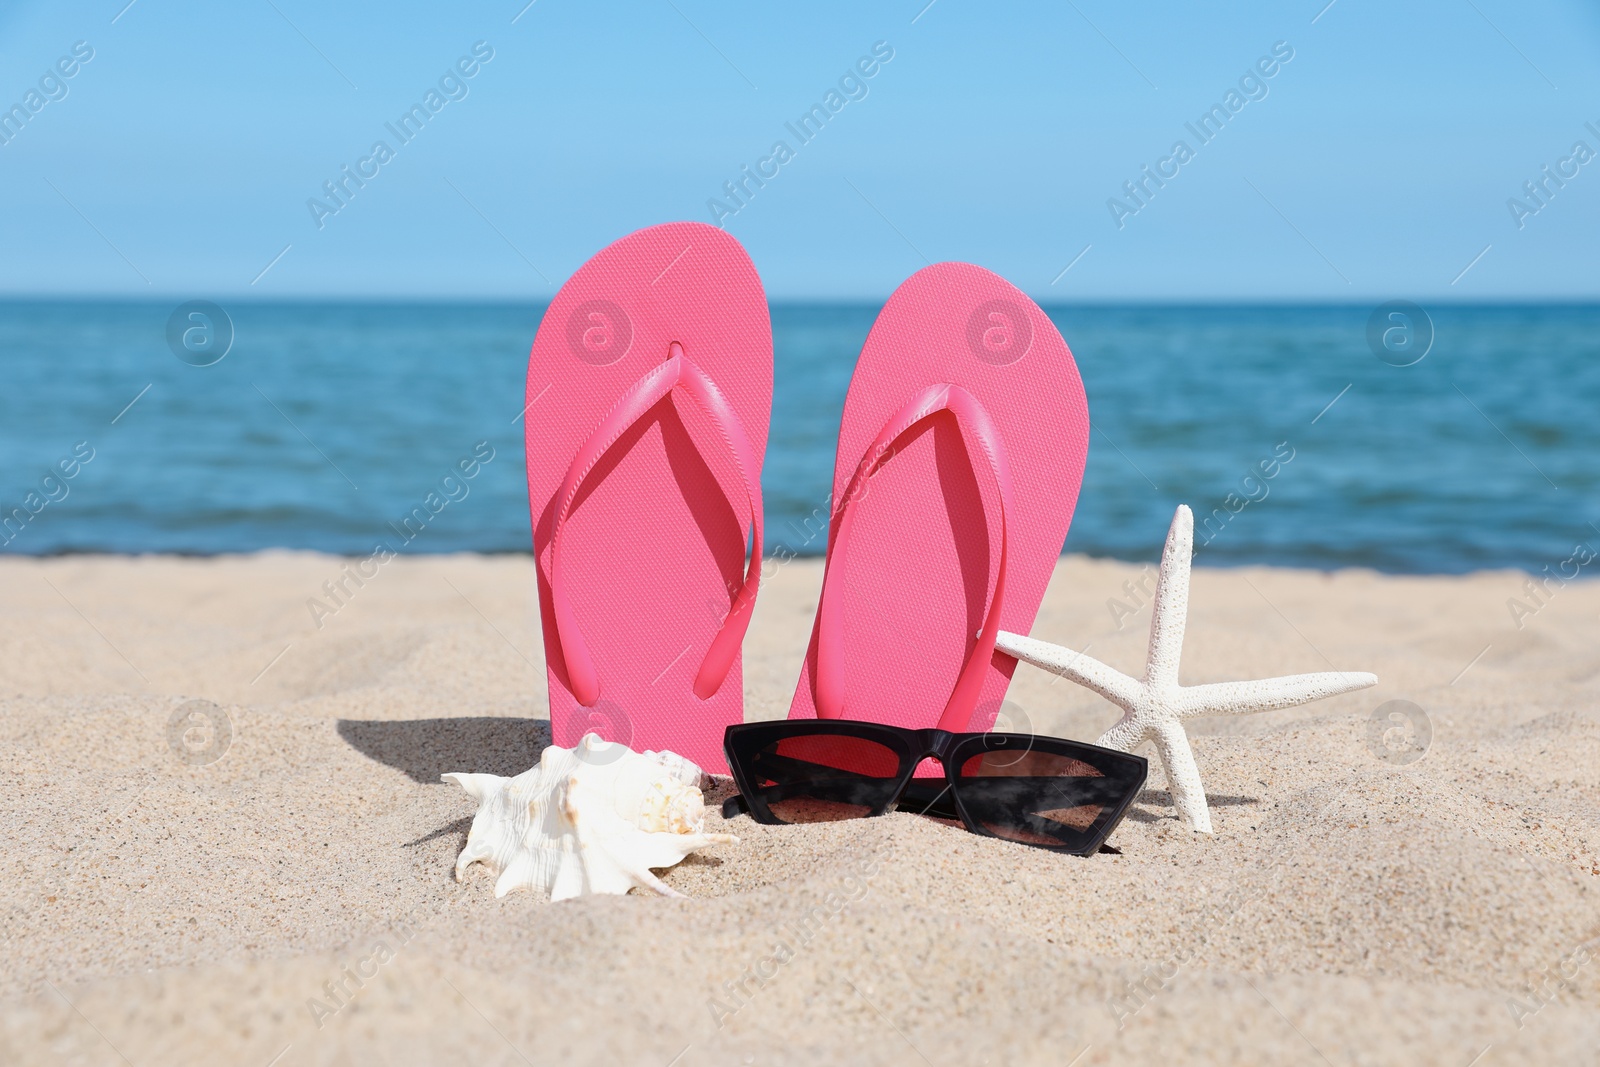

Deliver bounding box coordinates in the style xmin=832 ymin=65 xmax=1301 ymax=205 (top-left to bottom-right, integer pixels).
xmin=640 ymin=746 xmax=713 ymax=792
xmin=443 ymin=733 xmax=736 ymax=901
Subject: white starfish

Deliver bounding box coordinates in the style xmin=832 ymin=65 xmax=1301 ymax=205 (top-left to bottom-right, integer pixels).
xmin=995 ymin=504 xmax=1377 ymax=834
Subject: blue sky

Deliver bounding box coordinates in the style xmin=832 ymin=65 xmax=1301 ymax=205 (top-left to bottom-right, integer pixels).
xmin=1 ymin=0 xmax=1597 ymax=300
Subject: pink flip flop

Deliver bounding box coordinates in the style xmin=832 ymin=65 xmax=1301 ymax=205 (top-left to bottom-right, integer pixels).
xmin=526 ymin=222 xmax=771 ymax=773
xmin=788 ymin=263 xmax=1088 ymax=734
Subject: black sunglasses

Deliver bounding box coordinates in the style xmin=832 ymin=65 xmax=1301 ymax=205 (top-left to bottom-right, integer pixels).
xmin=721 ymin=720 xmax=1147 ymax=855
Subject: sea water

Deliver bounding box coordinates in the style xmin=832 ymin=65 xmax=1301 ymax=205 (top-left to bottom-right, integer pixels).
xmin=0 ymin=300 xmax=1594 ymax=573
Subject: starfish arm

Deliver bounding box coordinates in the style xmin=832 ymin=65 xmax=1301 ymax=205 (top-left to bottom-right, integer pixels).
xmin=1177 ymin=671 xmax=1378 ymax=718
xmin=993 ymin=630 xmax=1144 ymax=709
xmin=1095 ymin=714 xmax=1149 ymax=753
xmin=1144 ymin=505 xmax=1194 ymax=689
xmin=1151 ymin=719 xmax=1212 ymax=834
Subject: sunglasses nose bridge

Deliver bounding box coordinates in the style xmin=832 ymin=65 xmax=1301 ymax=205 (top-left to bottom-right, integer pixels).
xmin=906 ymin=729 xmax=957 ymax=782
xmin=912 ymin=728 xmax=956 ymax=760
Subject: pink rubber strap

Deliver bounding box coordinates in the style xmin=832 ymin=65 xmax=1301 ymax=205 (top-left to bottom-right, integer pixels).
xmin=550 ymin=342 xmax=764 ymax=705
xmin=815 ymin=383 xmax=1013 ymax=731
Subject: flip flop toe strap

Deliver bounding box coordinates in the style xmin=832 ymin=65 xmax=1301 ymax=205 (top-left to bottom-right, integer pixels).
xmin=815 ymin=383 xmax=1014 ymax=731
xmin=549 ymin=341 xmax=764 ymax=705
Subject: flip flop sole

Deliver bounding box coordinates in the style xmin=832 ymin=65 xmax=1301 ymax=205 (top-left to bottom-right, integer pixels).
xmin=526 ymin=223 xmax=772 ymax=772
xmin=788 ymin=263 xmax=1088 ymax=733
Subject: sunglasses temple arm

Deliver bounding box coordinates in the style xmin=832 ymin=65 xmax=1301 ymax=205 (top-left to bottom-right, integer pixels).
xmin=721 ymin=793 xmax=751 ymax=819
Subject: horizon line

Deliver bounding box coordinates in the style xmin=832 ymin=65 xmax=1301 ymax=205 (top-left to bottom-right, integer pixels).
xmin=1 ymin=294 xmax=1598 ymax=309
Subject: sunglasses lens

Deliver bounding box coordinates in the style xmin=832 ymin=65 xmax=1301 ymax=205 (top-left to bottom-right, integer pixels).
xmin=956 ymin=748 xmax=1133 ymax=850
xmin=748 ymin=733 xmax=903 ymax=823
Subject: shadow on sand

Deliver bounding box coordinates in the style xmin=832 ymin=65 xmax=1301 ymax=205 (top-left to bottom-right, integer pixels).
xmin=337 ymin=716 xmax=552 ymax=784
xmin=1125 ymin=789 xmax=1260 ymax=822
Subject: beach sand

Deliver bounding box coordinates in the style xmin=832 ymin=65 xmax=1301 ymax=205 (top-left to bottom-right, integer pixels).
xmin=1 ymin=552 xmax=1597 ymax=1065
